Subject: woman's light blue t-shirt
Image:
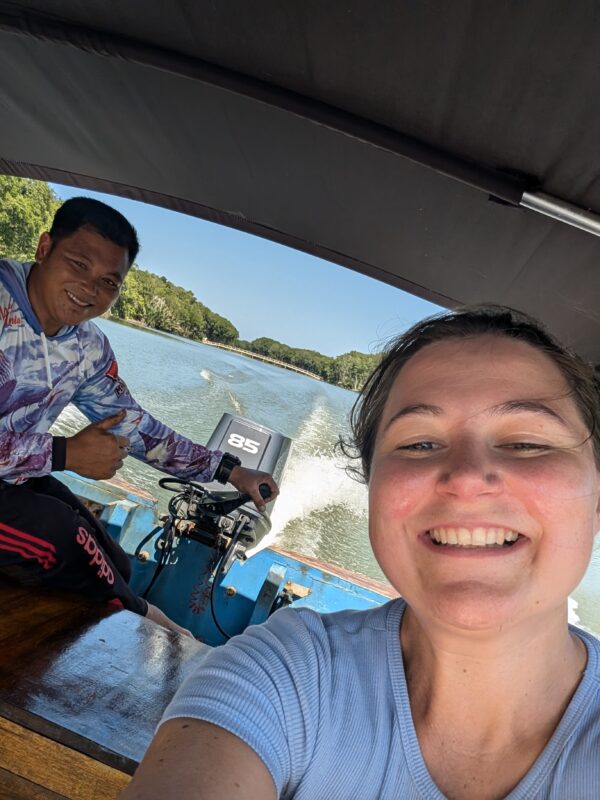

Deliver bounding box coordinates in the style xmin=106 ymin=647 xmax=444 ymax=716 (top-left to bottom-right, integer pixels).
xmin=161 ymin=600 xmax=600 ymax=799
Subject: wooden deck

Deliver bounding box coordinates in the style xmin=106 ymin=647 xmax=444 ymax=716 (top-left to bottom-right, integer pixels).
xmin=0 ymin=581 xmax=210 ymax=799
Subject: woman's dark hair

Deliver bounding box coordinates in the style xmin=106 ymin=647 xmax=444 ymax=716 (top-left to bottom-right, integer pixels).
xmin=341 ymin=305 xmax=600 ymax=482
xmin=49 ymin=197 xmax=139 ymax=266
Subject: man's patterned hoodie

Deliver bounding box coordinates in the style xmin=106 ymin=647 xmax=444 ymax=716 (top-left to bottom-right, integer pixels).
xmin=0 ymin=260 xmax=222 ymax=483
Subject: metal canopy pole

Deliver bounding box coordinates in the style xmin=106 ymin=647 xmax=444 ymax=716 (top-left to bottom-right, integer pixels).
xmin=520 ymin=192 xmax=600 ymax=238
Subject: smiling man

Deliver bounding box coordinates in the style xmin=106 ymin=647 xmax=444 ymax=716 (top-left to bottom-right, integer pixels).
xmin=0 ymin=197 xmax=277 ymax=634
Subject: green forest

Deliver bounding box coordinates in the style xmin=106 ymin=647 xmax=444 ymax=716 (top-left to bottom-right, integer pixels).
xmin=0 ymin=175 xmax=381 ymax=391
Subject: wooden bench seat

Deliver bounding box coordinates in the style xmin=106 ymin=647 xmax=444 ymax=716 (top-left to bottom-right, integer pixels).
xmin=0 ymin=581 xmax=210 ymax=799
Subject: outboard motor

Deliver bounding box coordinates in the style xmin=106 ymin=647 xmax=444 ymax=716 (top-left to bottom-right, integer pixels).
xmin=201 ymin=413 xmax=291 ymax=549
xmin=128 ymin=414 xmax=291 ymax=642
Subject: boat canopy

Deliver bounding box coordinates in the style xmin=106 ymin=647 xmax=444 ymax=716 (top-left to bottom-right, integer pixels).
xmin=0 ymin=1 xmax=599 ymax=361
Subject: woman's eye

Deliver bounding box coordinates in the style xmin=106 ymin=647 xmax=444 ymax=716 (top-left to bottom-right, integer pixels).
xmin=397 ymin=441 xmax=441 ymax=452
xmin=500 ymin=442 xmax=552 ymax=452
xmin=69 ymin=259 xmax=86 ymax=270
xmin=103 ymin=278 xmax=119 ymax=289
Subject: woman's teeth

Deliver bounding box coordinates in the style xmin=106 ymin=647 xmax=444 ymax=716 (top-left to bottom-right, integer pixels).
xmin=428 ymin=528 xmax=520 ymax=547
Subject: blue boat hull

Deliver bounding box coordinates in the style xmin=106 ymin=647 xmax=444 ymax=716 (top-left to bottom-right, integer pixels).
xmin=55 ymin=471 xmax=395 ymax=645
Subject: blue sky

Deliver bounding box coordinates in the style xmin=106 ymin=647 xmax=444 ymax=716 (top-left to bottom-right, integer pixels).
xmin=51 ymin=183 xmax=442 ymax=357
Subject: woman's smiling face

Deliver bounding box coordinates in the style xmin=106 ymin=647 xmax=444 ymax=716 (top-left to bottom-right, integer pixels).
xmin=368 ymin=334 xmax=600 ymax=631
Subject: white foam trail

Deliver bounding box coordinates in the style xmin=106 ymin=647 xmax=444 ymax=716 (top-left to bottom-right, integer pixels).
xmin=292 ymin=398 xmax=338 ymax=455
xmin=227 ymin=391 xmax=242 ymax=414
xmin=249 ymin=449 xmax=367 ymax=555
xmin=247 ymin=397 xmax=366 ymax=555
xmin=199 ymin=368 xmax=212 ymax=381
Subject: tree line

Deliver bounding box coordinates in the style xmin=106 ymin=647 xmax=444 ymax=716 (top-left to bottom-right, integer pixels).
xmin=0 ymin=175 xmax=60 ymax=260
xmin=112 ymin=267 xmax=239 ymax=345
xmin=0 ymin=175 xmax=381 ymax=391
xmin=111 ymin=267 xmax=380 ymax=390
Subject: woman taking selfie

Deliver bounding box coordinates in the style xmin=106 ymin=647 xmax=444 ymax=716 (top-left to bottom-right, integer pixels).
xmin=123 ymin=306 xmax=600 ymax=800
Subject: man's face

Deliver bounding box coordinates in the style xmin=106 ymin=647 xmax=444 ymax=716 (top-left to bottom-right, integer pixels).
xmin=31 ymin=225 xmax=129 ymax=334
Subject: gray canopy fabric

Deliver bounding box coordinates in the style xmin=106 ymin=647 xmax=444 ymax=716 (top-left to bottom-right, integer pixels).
xmin=0 ymin=1 xmax=599 ymax=361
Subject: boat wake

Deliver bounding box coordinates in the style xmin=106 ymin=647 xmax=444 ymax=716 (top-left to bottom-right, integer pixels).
xmin=248 ymin=457 xmax=366 ymax=563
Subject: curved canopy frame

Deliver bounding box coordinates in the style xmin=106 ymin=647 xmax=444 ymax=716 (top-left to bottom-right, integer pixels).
xmin=1 ymin=0 xmax=599 ymax=360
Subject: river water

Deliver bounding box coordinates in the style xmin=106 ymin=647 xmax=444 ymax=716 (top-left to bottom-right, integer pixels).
xmin=51 ymin=319 xmax=600 ymax=636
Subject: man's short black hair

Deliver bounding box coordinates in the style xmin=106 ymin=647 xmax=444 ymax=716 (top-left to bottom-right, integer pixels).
xmin=49 ymin=197 xmax=140 ymax=266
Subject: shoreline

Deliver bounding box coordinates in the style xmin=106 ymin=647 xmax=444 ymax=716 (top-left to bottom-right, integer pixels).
xmin=105 ymin=314 xmax=349 ymax=389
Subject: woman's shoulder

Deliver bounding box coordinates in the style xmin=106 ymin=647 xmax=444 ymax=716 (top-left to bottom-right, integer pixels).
xmin=238 ymin=597 xmax=407 ymax=686
xmin=532 ymin=627 xmax=600 ymax=798
xmin=268 ymin=596 xmax=405 ymax=647
xmin=185 ymin=598 xmax=405 ymax=684
xmin=558 ymin=625 xmax=600 ymax=747
xmin=572 ymin=624 xmax=600 ymax=676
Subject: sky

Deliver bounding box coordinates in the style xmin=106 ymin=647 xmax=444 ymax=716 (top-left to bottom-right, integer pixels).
xmin=51 ymin=183 xmax=442 ymax=358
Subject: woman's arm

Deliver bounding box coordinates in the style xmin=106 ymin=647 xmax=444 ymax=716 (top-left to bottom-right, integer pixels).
xmin=121 ymin=719 xmax=277 ymax=800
